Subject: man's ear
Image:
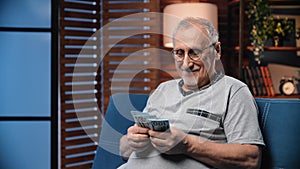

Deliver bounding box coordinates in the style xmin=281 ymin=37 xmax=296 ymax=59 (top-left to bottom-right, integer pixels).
xmin=214 ymin=42 xmax=221 ymax=59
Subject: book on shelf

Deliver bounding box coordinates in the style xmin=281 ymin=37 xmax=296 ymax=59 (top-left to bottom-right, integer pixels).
xmin=242 ymin=66 xmax=253 ymax=94
xmin=242 ymin=66 xmax=252 ymax=94
xmin=251 ymin=66 xmax=264 ymax=96
xmin=254 ymin=66 xmax=267 ymax=96
xmin=262 ymin=66 xmax=276 ymax=97
xmin=260 ymin=66 xmax=272 ymax=96
xmin=243 ymin=65 xmax=275 ymax=97
xmin=243 ymin=66 xmax=257 ymax=96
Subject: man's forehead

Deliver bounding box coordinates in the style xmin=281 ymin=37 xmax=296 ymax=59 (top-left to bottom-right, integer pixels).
xmin=178 ymin=21 xmax=208 ymax=34
xmin=176 ymin=24 xmax=209 ymax=37
xmin=174 ymin=26 xmax=210 ymax=47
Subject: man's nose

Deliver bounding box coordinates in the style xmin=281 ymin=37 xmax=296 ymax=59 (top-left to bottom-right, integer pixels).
xmin=182 ymin=53 xmax=194 ymax=70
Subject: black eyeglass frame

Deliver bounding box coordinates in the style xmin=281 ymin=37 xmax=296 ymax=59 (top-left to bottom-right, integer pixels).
xmin=171 ymin=43 xmax=216 ymax=61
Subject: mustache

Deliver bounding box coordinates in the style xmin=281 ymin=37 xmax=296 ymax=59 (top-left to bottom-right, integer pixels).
xmin=182 ymin=67 xmax=200 ymax=72
xmin=183 ymin=68 xmax=193 ymax=72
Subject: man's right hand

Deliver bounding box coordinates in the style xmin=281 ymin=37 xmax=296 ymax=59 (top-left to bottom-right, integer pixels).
xmin=126 ymin=125 xmax=151 ymax=152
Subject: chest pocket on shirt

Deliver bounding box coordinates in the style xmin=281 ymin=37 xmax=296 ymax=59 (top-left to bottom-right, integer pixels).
xmin=186 ymin=108 xmax=222 ymax=123
xmin=184 ymin=108 xmax=222 ymax=139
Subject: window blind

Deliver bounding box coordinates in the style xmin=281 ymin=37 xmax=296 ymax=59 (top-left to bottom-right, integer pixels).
xmin=102 ymin=0 xmax=161 ymax=111
xmin=60 ymin=0 xmax=101 ymax=169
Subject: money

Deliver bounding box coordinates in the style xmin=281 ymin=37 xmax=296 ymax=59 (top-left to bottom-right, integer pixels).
xmin=131 ymin=111 xmax=169 ymax=131
xmin=148 ymin=119 xmax=170 ymax=131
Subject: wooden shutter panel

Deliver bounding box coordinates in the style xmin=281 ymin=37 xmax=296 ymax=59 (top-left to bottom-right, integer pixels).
xmin=60 ymin=0 xmax=101 ymax=169
xmin=102 ymin=0 xmax=161 ymax=110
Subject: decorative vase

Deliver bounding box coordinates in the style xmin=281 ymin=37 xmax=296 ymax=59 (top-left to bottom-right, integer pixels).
xmin=273 ymin=35 xmax=283 ymax=47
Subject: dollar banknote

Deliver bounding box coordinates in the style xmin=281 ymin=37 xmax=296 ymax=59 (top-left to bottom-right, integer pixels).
xmin=131 ymin=111 xmax=169 ymax=131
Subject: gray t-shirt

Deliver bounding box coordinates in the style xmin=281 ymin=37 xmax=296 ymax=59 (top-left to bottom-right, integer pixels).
xmin=119 ymin=75 xmax=265 ymax=169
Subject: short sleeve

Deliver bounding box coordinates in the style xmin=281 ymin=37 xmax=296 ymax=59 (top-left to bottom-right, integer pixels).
xmin=223 ymin=86 xmax=265 ymax=146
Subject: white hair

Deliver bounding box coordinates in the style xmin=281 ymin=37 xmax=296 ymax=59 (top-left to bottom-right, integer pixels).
xmin=172 ymin=17 xmax=219 ymax=45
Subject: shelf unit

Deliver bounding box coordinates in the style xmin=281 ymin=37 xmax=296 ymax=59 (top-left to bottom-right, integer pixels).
xmin=229 ymin=0 xmax=300 ymax=76
xmin=234 ymin=46 xmax=300 ymax=51
xmin=228 ymin=0 xmax=300 ymax=98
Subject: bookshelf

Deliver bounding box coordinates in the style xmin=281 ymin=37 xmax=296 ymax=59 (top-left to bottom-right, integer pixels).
xmin=228 ymin=0 xmax=300 ymax=98
xmin=234 ymin=46 xmax=300 ymax=51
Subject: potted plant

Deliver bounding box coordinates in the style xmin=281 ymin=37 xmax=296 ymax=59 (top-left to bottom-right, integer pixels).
xmin=245 ymin=0 xmax=272 ymax=64
xmin=245 ymin=0 xmax=294 ymax=63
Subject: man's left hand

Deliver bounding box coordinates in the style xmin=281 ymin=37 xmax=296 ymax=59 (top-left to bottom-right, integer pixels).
xmin=148 ymin=127 xmax=188 ymax=154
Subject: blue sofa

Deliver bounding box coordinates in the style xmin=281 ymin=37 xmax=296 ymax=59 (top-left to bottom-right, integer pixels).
xmin=92 ymin=93 xmax=300 ymax=169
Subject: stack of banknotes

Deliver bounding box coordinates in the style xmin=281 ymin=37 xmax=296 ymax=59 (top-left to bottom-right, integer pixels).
xmin=130 ymin=111 xmax=170 ymax=131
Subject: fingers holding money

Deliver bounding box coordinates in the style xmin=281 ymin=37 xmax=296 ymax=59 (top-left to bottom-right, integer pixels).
xmin=149 ymin=134 xmax=170 ymax=153
xmin=149 ymin=127 xmax=188 ymax=154
xmin=149 ymin=130 xmax=173 ymax=153
xmin=127 ymin=126 xmax=151 ymax=152
xmin=130 ymin=111 xmax=169 ymax=131
xmin=128 ymin=125 xmax=149 ymax=136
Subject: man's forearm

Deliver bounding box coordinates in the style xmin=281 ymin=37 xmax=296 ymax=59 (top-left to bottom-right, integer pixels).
xmin=184 ymin=135 xmax=262 ymax=169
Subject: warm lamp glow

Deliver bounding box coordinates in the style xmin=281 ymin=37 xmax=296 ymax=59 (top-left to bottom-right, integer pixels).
xmin=163 ymin=3 xmax=218 ymax=48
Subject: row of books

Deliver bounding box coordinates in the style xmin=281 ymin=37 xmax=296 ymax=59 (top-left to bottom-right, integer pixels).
xmin=242 ymin=66 xmax=275 ymax=97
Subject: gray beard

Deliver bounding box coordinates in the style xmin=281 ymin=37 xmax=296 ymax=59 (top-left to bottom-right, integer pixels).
xmin=182 ymin=78 xmax=198 ymax=88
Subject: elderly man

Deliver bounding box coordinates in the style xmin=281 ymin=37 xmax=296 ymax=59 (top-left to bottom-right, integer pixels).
xmin=118 ymin=17 xmax=264 ymax=169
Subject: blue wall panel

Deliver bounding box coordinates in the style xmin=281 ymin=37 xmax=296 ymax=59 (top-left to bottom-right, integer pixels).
xmin=0 ymin=32 xmax=51 ymax=117
xmin=0 ymin=0 xmax=51 ymax=28
xmin=0 ymin=122 xmax=51 ymax=169
xmin=0 ymin=0 xmax=54 ymax=169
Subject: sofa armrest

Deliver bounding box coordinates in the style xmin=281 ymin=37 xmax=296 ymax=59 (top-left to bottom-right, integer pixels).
xmin=255 ymin=98 xmax=300 ymax=169
xmin=92 ymin=93 xmax=149 ymax=169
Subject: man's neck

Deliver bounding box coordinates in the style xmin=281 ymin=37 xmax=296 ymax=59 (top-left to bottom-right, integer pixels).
xmin=182 ymin=80 xmax=210 ymax=92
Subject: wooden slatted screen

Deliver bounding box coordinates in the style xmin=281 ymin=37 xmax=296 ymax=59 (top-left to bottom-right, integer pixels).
xmin=102 ymin=0 xmax=161 ymax=110
xmin=60 ymin=0 xmax=101 ymax=169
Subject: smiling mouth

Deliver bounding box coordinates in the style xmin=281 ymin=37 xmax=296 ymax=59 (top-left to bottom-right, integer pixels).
xmin=183 ymin=68 xmax=200 ymax=72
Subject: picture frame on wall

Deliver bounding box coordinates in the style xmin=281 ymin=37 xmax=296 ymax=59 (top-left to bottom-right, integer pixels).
xmin=270 ymin=5 xmax=300 ymax=56
xmin=274 ymin=14 xmax=300 ymax=56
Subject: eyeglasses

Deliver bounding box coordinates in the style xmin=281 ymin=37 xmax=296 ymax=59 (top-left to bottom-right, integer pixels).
xmin=171 ymin=43 xmax=215 ymax=61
